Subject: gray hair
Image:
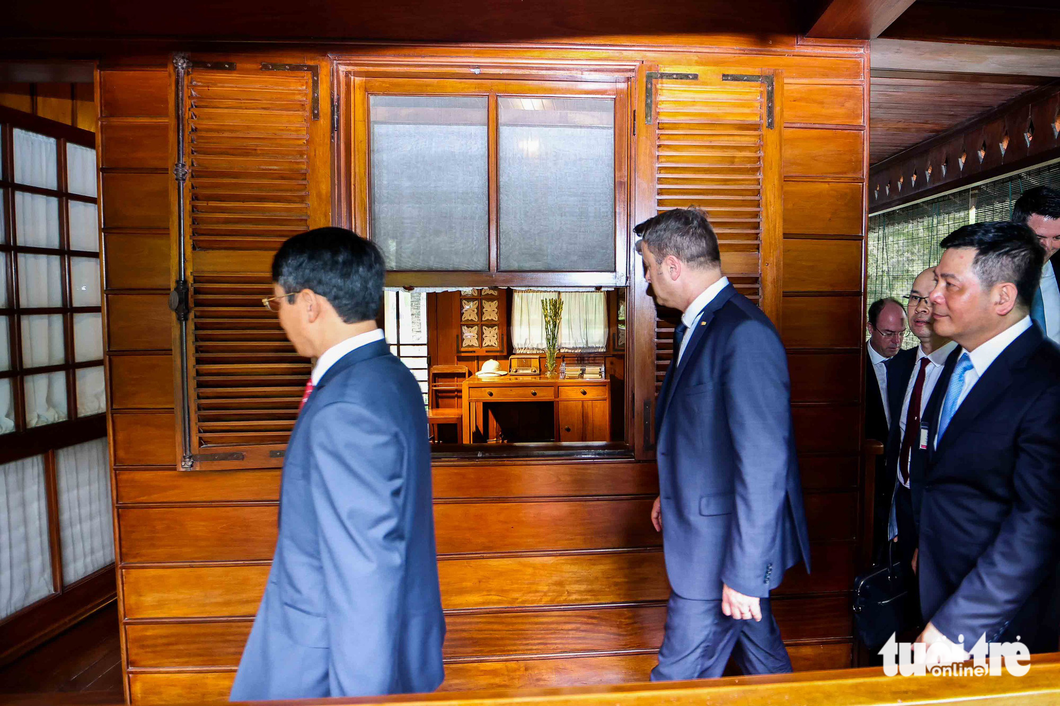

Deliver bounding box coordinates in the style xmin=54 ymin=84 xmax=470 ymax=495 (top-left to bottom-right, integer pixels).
xmin=634 ymin=207 xmax=721 ymax=269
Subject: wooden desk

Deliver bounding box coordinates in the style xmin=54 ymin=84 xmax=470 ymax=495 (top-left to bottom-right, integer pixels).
xmin=462 ymin=375 xmax=611 ymax=443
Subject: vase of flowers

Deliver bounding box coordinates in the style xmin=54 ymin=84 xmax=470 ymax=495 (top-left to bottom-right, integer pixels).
xmin=542 ymin=296 xmax=563 ymax=377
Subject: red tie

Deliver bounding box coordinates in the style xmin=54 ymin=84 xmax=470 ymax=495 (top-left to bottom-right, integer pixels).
xmin=899 ymin=358 xmax=931 ymax=484
xmin=299 ymin=379 xmax=315 ymax=412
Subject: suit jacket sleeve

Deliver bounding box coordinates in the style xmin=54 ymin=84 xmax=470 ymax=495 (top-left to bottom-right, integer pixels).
xmin=308 ymin=399 xmax=407 ymax=697
xmin=930 ymin=384 xmax=1060 ymax=643
xmin=719 ymin=319 xmax=793 ymax=598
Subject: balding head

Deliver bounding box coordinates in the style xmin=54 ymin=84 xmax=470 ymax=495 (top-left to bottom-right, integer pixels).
xmin=867 ymin=298 xmax=905 ymax=358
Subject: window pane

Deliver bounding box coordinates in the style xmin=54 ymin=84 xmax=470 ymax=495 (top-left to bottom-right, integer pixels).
xmin=0 ymin=379 xmax=13 ymax=433
xmin=0 ymin=454 xmax=54 ymax=619
xmin=13 ymin=129 xmax=58 ymax=190
xmin=18 ymin=254 xmax=64 ymax=308
xmin=56 ymin=438 xmax=114 ymax=585
xmin=71 ymin=258 xmax=101 ymax=307
xmin=398 ymin=290 xmax=428 ymax=344
xmin=76 ymin=366 xmax=106 ymax=417
xmin=0 ymin=189 xmax=6 ymax=244
xmin=370 ymin=95 xmax=488 ymax=271
xmin=498 ymin=97 xmax=615 ymax=272
xmin=0 ymin=253 xmax=7 ymax=307
xmin=74 ymin=313 xmax=103 ymax=362
xmin=69 ymin=202 xmax=100 ymax=252
xmin=0 ymin=317 xmax=10 ymax=371
xmin=25 ymin=372 xmax=68 ymax=427
xmin=67 ymin=144 xmax=98 ymax=198
xmin=15 ymin=193 xmax=61 ymax=248
xmin=21 ymin=315 xmax=66 ymax=368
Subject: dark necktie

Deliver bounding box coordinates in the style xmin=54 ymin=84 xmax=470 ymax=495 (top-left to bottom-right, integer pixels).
xmin=899 ymin=357 xmax=930 ymax=484
xmin=673 ymin=322 xmax=688 ymax=363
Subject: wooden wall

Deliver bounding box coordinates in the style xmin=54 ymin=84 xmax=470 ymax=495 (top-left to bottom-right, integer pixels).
xmin=0 ymin=82 xmax=96 ymax=132
xmin=98 ymin=38 xmax=868 ymax=705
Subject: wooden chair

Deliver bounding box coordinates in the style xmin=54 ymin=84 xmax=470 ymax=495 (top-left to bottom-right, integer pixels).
xmin=427 ymin=364 xmax=471 ymax=443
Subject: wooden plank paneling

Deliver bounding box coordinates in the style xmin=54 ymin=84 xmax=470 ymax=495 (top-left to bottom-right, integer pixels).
xmin=781 ymin=296 xmax=863 ymax=349
xmin=126 ymin=622 xmax=251 ymax=668
xmin=118 ymin=506 xmax=277 ymax=563
xmin=101 ymin=173 xmax=170 ymax=230
xmin=35 ymin=83 xmax=74 ymax=125
xmin=804 ymin=492 xmax=858 ymax=542
xmin=106 ymin=294 xmax=170 ymax=351
xmin=129 ymin=672 xmax=236 ymax=706
xmin=99 ymin=121 xmax=169 ymax=169
xmin=439 ymin=551 xmax=669 ymax=610
xmin=99 ymin=70 xmax=169 ymax=118
xmin=775 ymin=541 xmax=855 ymax=595
xmin=123 ymin=566 xmax=269 ymax=619
xmin=116 ymin=470 xmax=282 ymax=504
xmin=103 ymin=232 xmax=171 ymax=291
xmin=783 ymin=181 xmax=863 ymax=236
xmin=0 ymin=83 xmax=33 ymax=112
xmin=434 ymin=498 xmax=659 ymax=555
xmin=110 ymin=354 xmax=174 ymax=409
xmin=783 ymin=129 xmax=863 ymax=178
xmin=784 ymin=83 xmax=864 ymax=126
xmin=433 ymin=461 xmax=657 ymax=499
xmin=798 ymin=454 xmax=859 ymax=491
xmin=112 ymin=412 xmax=176 ymax=466
xmin=441 ymin=653 xmax=660 ymax=691
xmin=783 ymin=239 xmax=862 ymax=293
xmin=75 ymin=83 xmax=96 ymax=132
xmin=793 ymin=405 xmax=860 ymax=456
xmin=788 ymin=351 xmax=860 ymax=403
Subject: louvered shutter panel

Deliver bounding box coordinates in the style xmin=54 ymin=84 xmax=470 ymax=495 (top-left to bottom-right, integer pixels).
xmin=180 ymin=59 xmax=330 ymax=469
xmin=649 ymin=70 xmax=779 ymax=396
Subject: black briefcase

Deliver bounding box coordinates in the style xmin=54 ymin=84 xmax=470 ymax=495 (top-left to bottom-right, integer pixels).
xmin=853 ymin=543 xmax=914 ymax=651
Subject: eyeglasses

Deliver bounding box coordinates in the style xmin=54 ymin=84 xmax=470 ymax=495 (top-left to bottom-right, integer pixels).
xmin=872 ymin=326 xmax=906 ymax=339
xmin=262 ymin=293 xmax=295 ymax=312
xmin=904 ymin=294 xmax=931 ymax=311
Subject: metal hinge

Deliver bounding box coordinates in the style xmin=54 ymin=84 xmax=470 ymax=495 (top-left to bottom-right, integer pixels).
xmin=722 ymin=73 xmax=775 ymax=129
xmin=332 ymin=97 xmax=339 ymax=134
xmin=632 ymin=109 xmax=636 ymax=135
xmin=643 ymin=400 xmax=653 ymax=450
xmin=168 ymin=280 xmax=190 ymax=322
xmin=261 ymin=62 xmax=320 ymax=120
xmin=644 ymin=71 xmax=699 ymax=125
xmin=192 ymin=452 xmax=246 ymax=462
xmin=189 ymin=61 xmax=236 ymax=71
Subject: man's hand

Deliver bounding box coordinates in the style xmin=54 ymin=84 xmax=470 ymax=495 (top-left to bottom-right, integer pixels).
xmin=651 ymin=496 xmax=662 ymax=532
xmin=722 ymin=584 xmax=761 ymax=621
xmin=916 ymin=622 xmax=970 ymax=666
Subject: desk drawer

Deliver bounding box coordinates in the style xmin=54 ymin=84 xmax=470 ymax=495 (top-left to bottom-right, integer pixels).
xmin=558 ymin=385 xmax=608 ymax=401
xmin=469 ymin=386 xmax=556 ymax=401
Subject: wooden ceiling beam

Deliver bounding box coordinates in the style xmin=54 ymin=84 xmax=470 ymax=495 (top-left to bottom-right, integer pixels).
xmin=804 ymin=0 xmax=919 ymax=40
xmin=872 ymin=39 xmax=1060 ymax=78
xmin=882 ymin=0 xmax=1060 ymax=50
xmin=870 ymin=68 xmax=1053 ymax=86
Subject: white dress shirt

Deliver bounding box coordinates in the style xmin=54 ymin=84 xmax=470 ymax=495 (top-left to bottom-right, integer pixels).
xmin=1040 ymin=260 xmax=1060 ymax=345
xmin=867 ymin=343 xmax=891 ymax=428
xmin=310 ymin=328 xmax=386 ymax=385
xmin=935 ymin=316 xmax=1032 ymax=448
xmin=896 ymin=340 xmax=957 ymax=486
xmin=677 ymin=276 xmax=730 ymax=365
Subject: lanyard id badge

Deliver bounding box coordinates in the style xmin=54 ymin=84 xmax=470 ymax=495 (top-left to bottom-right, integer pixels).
xmin=919 ymin=423 xmax=930 ymax=451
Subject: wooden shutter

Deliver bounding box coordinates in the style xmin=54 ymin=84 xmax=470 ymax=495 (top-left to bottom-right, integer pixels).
xmin=648 ymin=69 xmax=781 ymax=396
xmin=179 ymin=57 xmax=330 ymax=470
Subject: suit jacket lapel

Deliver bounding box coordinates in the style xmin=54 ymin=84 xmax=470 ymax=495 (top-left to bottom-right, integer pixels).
xmin=658 ymin=284 xmax=736 ymax=429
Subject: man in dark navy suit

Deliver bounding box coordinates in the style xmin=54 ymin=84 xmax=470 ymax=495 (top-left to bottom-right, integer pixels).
xmin=636 ymin=208 xmax=811 ymax=680
xmin=915 ymin=221 xmax=1060 ymax=663
xmin=231 ymin=228 xmax=445 ymax=700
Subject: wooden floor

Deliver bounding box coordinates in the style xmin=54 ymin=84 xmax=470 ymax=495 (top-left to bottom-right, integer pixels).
xmin=0 ymin=602 xmax=124 ymax=704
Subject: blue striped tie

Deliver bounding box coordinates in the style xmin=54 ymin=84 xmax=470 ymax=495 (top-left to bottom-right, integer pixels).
xmin=937 ymin=353 xmax=975 ymax=444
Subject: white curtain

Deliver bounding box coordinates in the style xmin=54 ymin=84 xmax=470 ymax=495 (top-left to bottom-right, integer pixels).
xmin=0 ymin=454 xmax=54 ymax=620
xmin=14 ymin=194 xmax=60 ymax=249
xmin=76 ymin=368 xmax=106 ymax=416
xmin=66 ymin=144 xmax=98 ymax=198
xmin=57 ymin=439 xmax=114 ymax=586
xmin=22 ymin=311 xmax=68 ymax=427
xmin=0 ymin=316 xmax=11 ymax=433
xmin=511 ymin=291 xmax=608 ymax=353
xmin=68 ymin=202 xmax=100 ymax=252
xmin=14 ymin=129 xmax=57 ymax=190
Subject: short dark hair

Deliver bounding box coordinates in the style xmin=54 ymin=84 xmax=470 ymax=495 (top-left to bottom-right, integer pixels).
xmin=939 ymin=221 xmax=1044 ymax=309
xmin=868 ymin=298 xmax=903 ymax=328
xmin=272 ymin=227 xmax=386 ymax=323
xmin=634 ymin=207 xmax=721 ymax=268
xmin=1011 ymin=185 xmax=1060 ymax=225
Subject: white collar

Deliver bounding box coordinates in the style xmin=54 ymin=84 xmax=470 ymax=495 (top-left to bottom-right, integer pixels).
xmin=682 ymin=276 xmax=730 ymax=329
xmin=917 ymin=339 xmax=958 ymax=366
xmin=1043 ymin=259 xmax=1055 ymax=281
xmin=964 ymin=316 xmax=1032 ymax=378
xmin=866 ymin=343 xmax=889 ymax=367
xmin=311 ymin=328 xmax=386 ymax=385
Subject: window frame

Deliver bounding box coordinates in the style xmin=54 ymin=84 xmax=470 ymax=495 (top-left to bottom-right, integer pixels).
xmin=335 ymin=64 xmax=634 ymax=289
xmin=0 ymin=106 xmax=105 ymax=444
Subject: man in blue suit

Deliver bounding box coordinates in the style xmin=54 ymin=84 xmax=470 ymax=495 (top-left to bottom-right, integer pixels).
xmin=636 ymin=208 xmax=811 ymax=680
xmin=916 ymin=221 xmax=1060 ymax=663
xmin=230 ymin=227 xmax=445 ymax=700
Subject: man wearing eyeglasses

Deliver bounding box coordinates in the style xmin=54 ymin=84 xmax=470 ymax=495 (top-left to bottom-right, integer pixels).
xmin=865 ymin=298 xmax=906 ymax=556
xmin=231 ymin=227 xmax=445 ymax=701
xmin=1012 ymin=186 xmax=1060 ymax=345
xmin=884 ymin=269 xmax=957 ymax=599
